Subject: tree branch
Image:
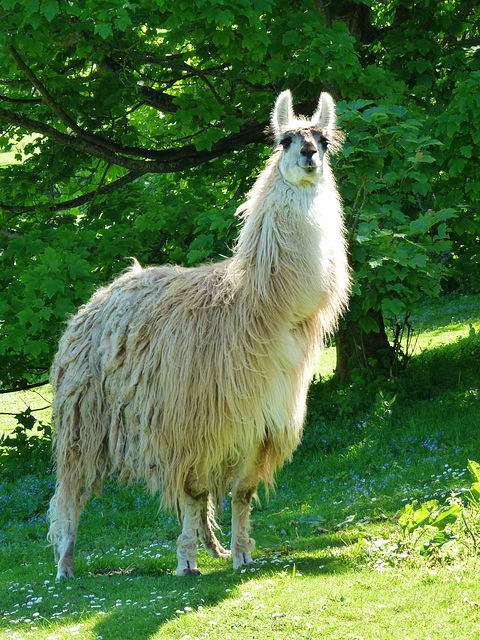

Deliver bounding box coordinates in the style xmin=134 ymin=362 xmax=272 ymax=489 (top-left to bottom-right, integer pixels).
xmin=7 ymin=45 xmax=146 ymax=156
xmin=8 ymin=45 xmax=97 ymax=140
xmin=0 ymin=105 xmax=267 ymax=172
xmin=113 ymin=48 xmax=272 ymax=91
xmin=0 ymin=94 xmax=41 ymax=104
xmin=0 ymin=380 xmax=49 ymax=394
xmin=0 ymin=226 xmax=23 ymax=238
xmin=0 ymin=105 xmax=145 ymax=170
xmin=96 ymin=54 xmax=182 ymax=113
xmin=0 ymin=405 xmax=50 ymax=415
xmin=0 ymin=169 xmax=144 ymax=216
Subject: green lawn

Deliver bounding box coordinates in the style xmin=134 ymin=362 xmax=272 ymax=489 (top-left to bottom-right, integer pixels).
xmin=1 ymin=292 xmax=479 ymax=639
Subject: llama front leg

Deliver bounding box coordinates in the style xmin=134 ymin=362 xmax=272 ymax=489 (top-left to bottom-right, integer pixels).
xmin=231 ymin=467 xmax=259 ymax=569
xmin=176 ymin=496 xmax=203 ymax=576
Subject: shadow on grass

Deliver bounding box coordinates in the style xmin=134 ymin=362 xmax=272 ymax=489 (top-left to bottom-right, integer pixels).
xmin=0 ymin=531 xmax=352 ymax=640
xmin=87 ymin=546 xmax=351 ymax=640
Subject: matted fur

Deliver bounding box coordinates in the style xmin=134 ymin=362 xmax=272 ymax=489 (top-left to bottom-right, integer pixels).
xmin=48 ymin=90 xmax=350 ymax=577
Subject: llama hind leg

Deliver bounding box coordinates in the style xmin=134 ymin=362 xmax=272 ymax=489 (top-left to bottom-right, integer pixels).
xmin=198 ymin=495 xmax=231 ymax=560
xmin=231 ymin=465 xmax=260 ymax=569
xmin=48 ymin=485 xmax=88 ymax=579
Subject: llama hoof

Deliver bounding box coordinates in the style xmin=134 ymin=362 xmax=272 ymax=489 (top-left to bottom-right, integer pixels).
xmin=176 ymin=559 xmax=202 ymax=576
xmin=233 ymin=552 xmax=254 ymax=569
xmin=177 ymin=567 xmax=202 ymax=577
xmin=56 ymin=566 xmax=74 ymax=580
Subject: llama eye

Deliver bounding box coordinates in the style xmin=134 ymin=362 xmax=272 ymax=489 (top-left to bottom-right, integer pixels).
xmin=320 ymin=137 xmax=329 ymax=151
xmin=280 ymin=136 xmax=292 ymax=149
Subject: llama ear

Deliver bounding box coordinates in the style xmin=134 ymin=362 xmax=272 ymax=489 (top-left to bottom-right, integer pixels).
xmin=272 ymin=90 xmax=294 ymax=139
xmin=311 ymin=92 xmax=336 ymax=133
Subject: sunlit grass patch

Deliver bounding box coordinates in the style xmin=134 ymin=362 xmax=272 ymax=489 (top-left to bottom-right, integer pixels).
xmin=0 ymin=134 xmax=41 ymax=167
xmin=0 ymin=385 xmax=53 ymax=434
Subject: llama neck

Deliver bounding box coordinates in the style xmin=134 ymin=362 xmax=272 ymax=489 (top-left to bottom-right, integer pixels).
xmin=229 ymin=157 xmax=343 ymax=323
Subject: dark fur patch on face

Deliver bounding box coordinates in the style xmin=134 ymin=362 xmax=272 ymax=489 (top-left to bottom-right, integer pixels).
xmin=266 ymin=123 xmax=345 ymax=155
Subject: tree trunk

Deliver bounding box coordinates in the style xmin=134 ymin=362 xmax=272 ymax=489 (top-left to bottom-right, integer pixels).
xmin=334 ymin=308 xmax=396 ymax=384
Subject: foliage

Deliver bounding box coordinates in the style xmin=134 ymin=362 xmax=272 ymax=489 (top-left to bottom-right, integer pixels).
xmin=463 ymin=460 xmax=480 ymax=512
xmin=399 ymin=499 xmax=463 ymax=556
xmin=398 ymin=459 xmax=480 ymax=559
xmin=0 ymin=408 xmax=52 ymax=479
xmin=336 ymin=101 xmax=455 ymax=331
xmin=1 ymin=0 xmax=479 ymax=388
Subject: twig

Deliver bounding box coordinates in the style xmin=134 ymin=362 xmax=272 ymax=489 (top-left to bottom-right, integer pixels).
xmin=7 ymin=45 xmax=129 ymax=155
xmin=347 ymin=177 xmax=368 ymax=246
xmin=462 ymin=510 xmax=478 ymax=551
xmin=0 ymin=405 xmax=51 ymax=415
xmin=0 ymin=380 xmax=50 ymax=394
xmin=0 ymin=226 xmax=23 ymax=238
xmin=0 ymin=170 xmax=144 ymax=216
xmin=87 ymin=163 xmax=111 ymax=215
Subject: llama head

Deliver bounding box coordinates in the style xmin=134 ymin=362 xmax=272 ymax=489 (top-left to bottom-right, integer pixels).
xmin=271 ymin=90 xmax=341 ymax=187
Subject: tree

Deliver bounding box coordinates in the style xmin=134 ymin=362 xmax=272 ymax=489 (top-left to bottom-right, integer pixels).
xmin=1 ymin=0 xmax=479 ymax=390
xmin=328 ymin=0 xmax=480 ymax=381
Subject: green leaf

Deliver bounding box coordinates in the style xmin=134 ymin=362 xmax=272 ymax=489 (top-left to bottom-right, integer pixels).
xmin=41 ymin=0 xmax=59 ymax=21
xmin=17 ymin=307 xmax=37 ymax=327
xmin=460 ymin=144 xmax=473 ymax=158
xmin=44 ymin=277 xmax=65 ymax=299
xmin=214 ymin=9 xmax=234 ymax=25
xmin=68 ymin=256 xmax=91 ymax=280
xmin=399 ymin=500 xmax=437 ymax=534
xmin=410 ymin=213 xmax=434 ymax=235
xmin=429 ymin=503 xmax=462 ymax=531
xmin=25 ymin=0 xmax=39 ymax=16
xmin=94 ymin=23 xmax=113 ymax=39
xmin=298 ymin=515 xmax=326 ymax=524
xmin=468 ymin=460 xmax=480 ymax=483
xmin=382 ymin=298 xmax=406 ymax=318
xmin=409 ymin=254 xmax=428 ymax=268
xmin=412 ymin=501 xmax=438 ymax=528
xmin=464 ymin=482 xmax=480 ymax=508
xmin=358 ymin=314 xmax=379 ymax=334
xmin=115 ymin=14 xmax=132 ymax=31
xmin=282 ymin=30 xmax=301 ymax=46
xmin=27 ymin=339 xmax=49 ymax=358
xmin=420 ymin=530 xmax=456 ymax=557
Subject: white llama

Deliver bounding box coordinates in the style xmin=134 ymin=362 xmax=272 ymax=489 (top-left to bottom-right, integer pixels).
xmin=48 ymin=90 xmax=350 ymax=577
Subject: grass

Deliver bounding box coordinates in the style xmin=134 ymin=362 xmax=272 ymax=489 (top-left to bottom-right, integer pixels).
xmin=0 ymin=386 xmax=53 ymax=433
xmin=0 ymin=292 xmax=479 ymax=639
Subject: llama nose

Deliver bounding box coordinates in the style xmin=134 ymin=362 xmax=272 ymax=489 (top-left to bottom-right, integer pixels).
xmin=301 ymin=143 xmax=317 ymax=159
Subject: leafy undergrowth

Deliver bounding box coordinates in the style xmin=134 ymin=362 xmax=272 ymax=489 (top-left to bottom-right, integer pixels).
xmin=0 ymin=298 xmax=479 ymax=639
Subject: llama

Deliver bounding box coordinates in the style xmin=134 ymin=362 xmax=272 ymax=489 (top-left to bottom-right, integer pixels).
xmin=48 ymin=90 xmax=350 ymax=578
